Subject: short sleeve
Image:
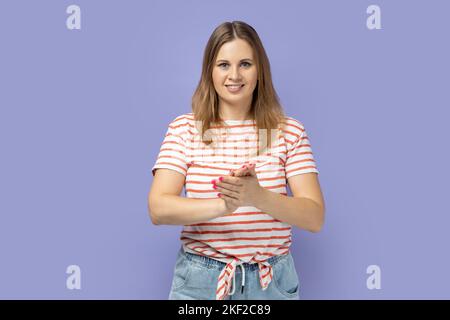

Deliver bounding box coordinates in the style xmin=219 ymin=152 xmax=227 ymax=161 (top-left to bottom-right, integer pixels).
xmin=284 ymin=121 xmax=319 ymax=179
xmin=151 ymin=117 xmax=188 ymax=177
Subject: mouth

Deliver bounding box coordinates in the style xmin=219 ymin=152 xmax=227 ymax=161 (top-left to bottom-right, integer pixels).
xmin=225 ymin=84 xmax=245 ymax=93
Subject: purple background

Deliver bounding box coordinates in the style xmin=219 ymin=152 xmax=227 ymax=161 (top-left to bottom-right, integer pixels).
xmin=0 ymin=0 xmax=449 ymax=299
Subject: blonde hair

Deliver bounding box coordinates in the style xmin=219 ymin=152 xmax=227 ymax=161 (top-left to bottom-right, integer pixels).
xmin=192 ymin=21 xmax=286 ymax=156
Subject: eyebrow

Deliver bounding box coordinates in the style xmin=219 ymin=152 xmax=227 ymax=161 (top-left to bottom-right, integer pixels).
xmin=216 ymin=58 xmax=253 ymax=63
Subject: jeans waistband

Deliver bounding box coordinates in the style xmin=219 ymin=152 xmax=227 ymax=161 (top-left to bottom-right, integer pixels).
xmin=181 ymin=247 xmax=290 ymax=272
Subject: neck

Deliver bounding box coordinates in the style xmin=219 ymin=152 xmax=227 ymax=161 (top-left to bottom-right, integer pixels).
xmin=218 ymin=101 xmax=253 ymax=121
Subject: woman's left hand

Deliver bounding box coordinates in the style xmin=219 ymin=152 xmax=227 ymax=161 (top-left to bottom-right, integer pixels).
xmin=212 ymin=163 xmax=264 ymax=209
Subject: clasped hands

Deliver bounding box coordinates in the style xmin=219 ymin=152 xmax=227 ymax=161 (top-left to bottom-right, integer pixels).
xmin=211 ymin=162 xmax=264 ymax=214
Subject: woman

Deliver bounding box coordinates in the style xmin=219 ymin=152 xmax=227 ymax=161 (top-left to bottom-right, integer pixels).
xmin=148 ymin=21 xmax=325 ymax=300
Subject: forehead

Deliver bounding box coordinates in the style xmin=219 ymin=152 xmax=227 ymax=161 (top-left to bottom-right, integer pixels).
xmin=216 ymin=39 xmax=254 ymax=60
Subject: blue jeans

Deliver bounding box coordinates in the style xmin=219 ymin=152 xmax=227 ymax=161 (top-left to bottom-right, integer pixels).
xmin=168 ymin=247 xmax=300 ymax=300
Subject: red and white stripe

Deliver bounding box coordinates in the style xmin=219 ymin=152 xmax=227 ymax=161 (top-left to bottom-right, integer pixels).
xmin=152 ymin=113 xmax=319 ymax=299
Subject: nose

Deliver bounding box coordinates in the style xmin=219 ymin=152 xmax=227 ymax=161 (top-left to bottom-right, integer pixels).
xmin=228 ymin=65 xmax=242 ymax=82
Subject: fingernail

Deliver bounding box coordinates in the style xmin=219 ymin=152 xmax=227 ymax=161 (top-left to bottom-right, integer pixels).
xmin=219 ymin=177 xmax=223 ymax=182
xmin=211 ymin=179 xmax=216 ymax=184
xmin=217 ymin=193 xmax=221 ymax=197
xmin=213 ymin=185 xmax=217 ymax=189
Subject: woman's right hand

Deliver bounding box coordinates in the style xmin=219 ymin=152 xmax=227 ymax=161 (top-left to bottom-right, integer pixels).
xmin=217 ymin=163 xmax=255 ymax=214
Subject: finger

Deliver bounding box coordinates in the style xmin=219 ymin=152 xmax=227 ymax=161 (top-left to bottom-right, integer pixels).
xmin=229 ymin=168 xmax=241 ymax=176
xmin=243 ymin=162 xmax=256 ymax=171
xmin=232 ymin=164 xmax=252 ymax=177
xmin=230 ymin=170 xmax=248 ymax=177
xmin=247 ymin=163 xmax=257 ymax=176
xmin=216 ymin=187 xmax=239 ymax=200
xmin=218 ymin=176 xmax=243 ymax=186
xmin=214 ymin=180 xmax=239 ymax=193
xmin=218 ymin=192 xmax=239 ymax=204
xmin=232 ymin=169 xmax=249 ymax=177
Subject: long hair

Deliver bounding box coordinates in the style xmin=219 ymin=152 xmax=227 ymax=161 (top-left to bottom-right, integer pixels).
xmin=192 ymin=21 xmax=286 ymax=156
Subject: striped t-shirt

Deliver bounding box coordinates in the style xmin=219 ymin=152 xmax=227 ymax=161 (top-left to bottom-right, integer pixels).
xmin=151 ymin=112 xmax=319 ymax=300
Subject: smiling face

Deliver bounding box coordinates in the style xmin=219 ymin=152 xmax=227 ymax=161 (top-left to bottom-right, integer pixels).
xmin=212 ymin=38 xmax=258 ymax=116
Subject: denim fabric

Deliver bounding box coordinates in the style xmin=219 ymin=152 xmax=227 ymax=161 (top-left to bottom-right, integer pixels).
xmin=168 ymin=247 xmax=300 ymax=300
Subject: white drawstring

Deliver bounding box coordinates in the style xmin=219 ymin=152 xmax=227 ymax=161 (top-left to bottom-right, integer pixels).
xmin=229 ymin=263 xmax=246 ymax=296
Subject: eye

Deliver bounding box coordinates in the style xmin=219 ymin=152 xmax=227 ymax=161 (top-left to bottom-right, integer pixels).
xmin=217 ymin=62 xmax=252 ymax=68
